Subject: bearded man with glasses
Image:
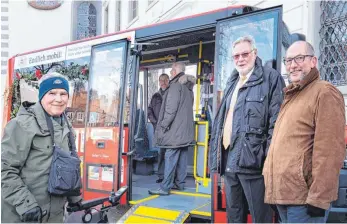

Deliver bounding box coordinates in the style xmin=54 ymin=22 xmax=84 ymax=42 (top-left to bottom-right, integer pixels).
xmin=263 ymin=41 xmax=346 ymax=223
xmin=209 ymin=35 xmax=285 ymax=223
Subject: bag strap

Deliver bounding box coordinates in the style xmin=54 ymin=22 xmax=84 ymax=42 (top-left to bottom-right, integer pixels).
xmin=44 ymin=112 xmax=56 ymax=147
xmin=44 ymin=112 xmax=77 ymax=152
xmin=63 ymin=113 xmax=77 ymax=152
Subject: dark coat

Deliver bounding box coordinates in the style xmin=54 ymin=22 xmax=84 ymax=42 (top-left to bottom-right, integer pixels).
xmin=154 ymin=73 xmax=196 ymax=148
xmin=148 ymin=89 xmax=165 ymax=129
xmin=208 ymin=57 xmax=285 ymax=175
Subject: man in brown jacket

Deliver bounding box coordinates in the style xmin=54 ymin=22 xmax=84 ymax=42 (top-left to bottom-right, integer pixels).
xmin=263 ymin=41 xmax=346 ymax=223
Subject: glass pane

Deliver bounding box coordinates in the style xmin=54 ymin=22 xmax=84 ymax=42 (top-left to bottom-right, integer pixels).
xmin=147 ymin=68 xmax=160 ymax=104
xmin=87 ymin=41 xmax=127 ymax=127
xmin=138 ymin=71 xmax=145 ymax=111
xmin=215 ymin=10 xmax=279 ymax=105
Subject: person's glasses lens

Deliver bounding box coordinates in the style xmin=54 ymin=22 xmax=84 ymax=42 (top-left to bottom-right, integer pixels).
xmin=241 ymin=52 xmax=250 ymax=58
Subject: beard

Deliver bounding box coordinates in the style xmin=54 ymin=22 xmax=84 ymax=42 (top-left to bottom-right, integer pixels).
xmin=288 ymin=70 xmax=307 ymax=83
xmin=235 ymin=65 xmax=253 ymax=76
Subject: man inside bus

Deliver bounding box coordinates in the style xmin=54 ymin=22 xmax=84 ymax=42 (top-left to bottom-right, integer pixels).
xmin=148 ymin=73 xmax=170 ymax=183
xmin=208 ymin=35 xmax=286 ymax=223
xmin=263 ymin=41 xmax=346 ymax=223
xmin=149 ymin=62 xmax=196 ymax=195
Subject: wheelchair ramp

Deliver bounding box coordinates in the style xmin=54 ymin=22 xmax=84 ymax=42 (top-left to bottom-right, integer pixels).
xmin=118 ymin=205 xmax=190 ymax=223
xmin=118 ymin=190 xmax=211 ymax=223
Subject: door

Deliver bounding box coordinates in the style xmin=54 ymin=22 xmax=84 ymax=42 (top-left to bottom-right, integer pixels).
xmin=212 ymin=6 xmax=283 ymax=223
xmin=83 ymin=39 xmax=131 ymax=202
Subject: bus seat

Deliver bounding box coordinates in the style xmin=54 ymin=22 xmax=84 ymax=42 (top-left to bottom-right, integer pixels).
xmin=132 ymin=109 xmax=157 ymax=175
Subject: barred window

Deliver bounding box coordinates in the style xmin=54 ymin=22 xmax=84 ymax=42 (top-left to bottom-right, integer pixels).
xmin=77 ymin=2 xmax=97 ymax=40
xmin=319 ymin=1 xmax=347 ymax=86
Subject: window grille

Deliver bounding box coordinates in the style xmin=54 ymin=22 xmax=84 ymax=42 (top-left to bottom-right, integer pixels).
xmin=319 ymin=1 xmax=347 ymax=86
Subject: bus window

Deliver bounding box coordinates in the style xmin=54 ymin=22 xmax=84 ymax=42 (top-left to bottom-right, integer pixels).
xmin=87 ymin=42 xmax=126 ymax=127
xmin=138 ymin=71 xmax=145 ymax=111
xmin=147 ymin=64 xmax=200 ymax=116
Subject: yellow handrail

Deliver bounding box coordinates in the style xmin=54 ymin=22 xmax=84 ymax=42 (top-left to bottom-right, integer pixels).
xmin=195 ymin=41 xmax=202 ymax=121
xmin=140 ymin=54 xmax=188 ymax=64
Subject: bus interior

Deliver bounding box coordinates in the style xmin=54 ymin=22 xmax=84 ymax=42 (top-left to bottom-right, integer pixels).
xmin=127 ymin=28 xmax=217 ymax=222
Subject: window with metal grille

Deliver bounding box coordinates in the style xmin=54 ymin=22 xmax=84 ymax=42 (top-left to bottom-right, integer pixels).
xmin=128 ymin=0 xmax=138 ymax=23
xmin=319 ymin=1 xmax=347 ymax=86
xmin=115 ymin=0 xmax=121 ymax=31
xmin=77 ymin=2 xmax=97 ymax=40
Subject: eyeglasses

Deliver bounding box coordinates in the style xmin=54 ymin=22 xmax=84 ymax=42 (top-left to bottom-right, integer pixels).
xmin=232 ymin=50 xmax=254 ymax=61
xmin=283 ymin=55 xmax=313 ymax=66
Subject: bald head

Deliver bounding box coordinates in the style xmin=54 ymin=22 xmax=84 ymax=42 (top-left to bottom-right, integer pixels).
xmin=286 ymin=41 xmax=315 ymax=57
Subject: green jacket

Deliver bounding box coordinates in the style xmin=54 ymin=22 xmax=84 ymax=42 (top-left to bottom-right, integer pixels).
xmin=1 ymin=102 xmax=81 ymax=223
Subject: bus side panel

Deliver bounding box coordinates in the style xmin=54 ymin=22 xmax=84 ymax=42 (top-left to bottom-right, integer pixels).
xmin=83 ymin=127 xmax=120 ymax=200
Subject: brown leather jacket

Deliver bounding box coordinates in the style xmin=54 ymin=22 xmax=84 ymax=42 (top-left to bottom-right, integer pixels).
xmin=263 ymin=67 xmax=346 ymax=210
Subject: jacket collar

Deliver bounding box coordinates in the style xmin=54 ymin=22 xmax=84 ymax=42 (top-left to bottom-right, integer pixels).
xmin=24 ymin=103 xmax=50 ymax=132
xmin=284 ymin=67 xmax=320 ymax=95
xmin=170 ymin=72 xmax=185 ymax=84
xmin=28 ymin=103 xmax=68 ymax=132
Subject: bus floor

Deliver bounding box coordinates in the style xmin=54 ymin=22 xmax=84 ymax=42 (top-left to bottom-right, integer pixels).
xmin=131 ymin=173 xmax=196 ymax=202
xmin=127 ymin=174 xmax=212 ymax=222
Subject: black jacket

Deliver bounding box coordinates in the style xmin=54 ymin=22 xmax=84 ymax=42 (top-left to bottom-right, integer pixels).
xmin=148 ymin=89 xmax=165 ymax=129
xmin=154 ymin=73 xmax=196 ymax=148
xmin=208 ymin=57 xmax=285 ymax=175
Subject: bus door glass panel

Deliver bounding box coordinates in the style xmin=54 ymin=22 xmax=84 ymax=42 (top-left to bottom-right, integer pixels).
xmin=213 ymin=6 xmax=282 ymax=211
xmin=215 ymin=8 xmax=281 ymax=108
xmin=84 ymin=40 xmax=129 ymax=195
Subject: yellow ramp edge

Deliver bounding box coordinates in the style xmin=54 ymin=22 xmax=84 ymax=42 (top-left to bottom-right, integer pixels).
xmin=124 ymin=215 xmax=172 ymax=224
xmin=134 ymin=206 xmax=181 ymax=221
xmin=190 ymin=202 xmax=211 ymax=217
xmin=129 ymin=195 xmax=159 ymax=205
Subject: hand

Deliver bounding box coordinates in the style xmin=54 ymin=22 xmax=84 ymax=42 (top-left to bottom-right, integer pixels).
xmin=68 ymin=200 xmax=82 ymax=208
xmin=66 ymin=200 xmax=82 ymax=212
xmin=307 ymin=204 xmax=326 ymax=217
xmin=21 ymin=206 xmax=43 ymax=223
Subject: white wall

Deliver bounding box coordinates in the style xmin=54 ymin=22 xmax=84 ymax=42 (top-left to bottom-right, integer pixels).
xmin=8 ymin=1 xmax=73 ymax=56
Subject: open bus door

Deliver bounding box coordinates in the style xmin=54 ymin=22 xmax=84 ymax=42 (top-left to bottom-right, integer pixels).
xmin=83 ymin=39 xmax=132 ymax=205
xmin=212 ymin=6 xmax=283 ymax=223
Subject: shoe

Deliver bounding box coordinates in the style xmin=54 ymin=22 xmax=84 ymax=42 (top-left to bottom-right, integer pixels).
xmin=156 ymin=178 xmax=163 ymax=183
xmin=148 ymin=188 xmax=170 ymax=196
xmin=171 ymin=185 xmax=184 ymax=191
